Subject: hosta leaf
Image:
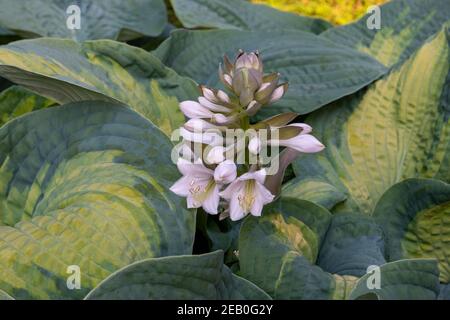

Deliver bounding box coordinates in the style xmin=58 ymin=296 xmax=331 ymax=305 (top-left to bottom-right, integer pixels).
xmin=374 ymin=178 xmax=450 ymax=283
xmin=0 ymin=38 xmax=198 ymax=136
xmin=0 ymin=0 xmax=167 ymax=41
xmin=154 ymin=29 xmax=387 ymax=116
xmin=0 ymin=102 xmax=195 ymax=299
xmin=282 ymin=179 xmax=346 ymax=210
xmin=322 ymin=0 xmax=450 ymax=67
xmin=349 ymin=259 xmax=441 ymax=300
xmin=238 ymin=197 xmax=331 ymax=296
xmin=0 ymin=288 xmax=13 ymax=300
xmin=170 ymin=0 xmax=331 ymax=34
xmin=274 ymin=252 xmax=358 ymax=300
xmin=439 ymin=284 xmax=450 ymax=300
xmin=317 ymin=214 xmax=386 ymax=277
xmin=0 ymin=86 xmax=54 ymax=127
xmin=293 ymin=27 xmax=450 ymax=215
xmin=85 ymin=251 xmax=270 ymax=300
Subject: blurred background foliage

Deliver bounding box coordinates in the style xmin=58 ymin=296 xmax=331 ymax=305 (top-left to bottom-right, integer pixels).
xmin=251 ymin=0 xmax=387 ymax=25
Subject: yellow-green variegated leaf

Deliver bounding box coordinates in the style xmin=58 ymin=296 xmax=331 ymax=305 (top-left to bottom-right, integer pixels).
xmin=170 ymin=0 xmax=331 ymax=34
xmin=293 ymin=27 xmax=450 ymax=215
xmin=85 ymin=251 xmax=270 ymax=300
xmin=0 ymin=0 xmax=167 ymax=41
xmin=374 ymin=178 xmax=450 ymax=283
xmin=349 ymin=259 xmax=441 ymax=300
xmin=322 ymin=0 xmax=450 ymax=67
xmin=0 ymin=86 xmax=54 ymax=127
xmin=0 ymin=102 xmax=195 ymax=299
xmin=0 ymin=38 xmax=199 ymax=136
xmin=154 ymin=29 xmax=387 ymax=116
xmin=283 ymin=179 xmax=346 ymax=211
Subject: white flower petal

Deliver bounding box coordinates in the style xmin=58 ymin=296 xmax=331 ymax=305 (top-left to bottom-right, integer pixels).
xmin=229 ymin=195 xmax=247 ymax=221
xmin=238 ymin=168 xmax=266 ymax=184
xmin=217 ymin=90 xmax=230 ymax=103
xmin=214 ymin=160 xmax=237 ymax=184
xmin=248 ymin=136 xmax=262 ymax=155
xmin=268 ymin=84 xmax=286 ymax=104
xmin=198 ymin=97 xmax=230 ymax=113
xmin=206 ymin=146 xmax=225 ymax=164
xmin=220 ymin=180 xmax=243 ymax=200
xmin=169 ymin=176 xmax=192 ymax=197
xmin=176 ymin=158 xmax=213 ymax=178
xmin=250 ymin=182 xmax=274 ymax=216
xmin=179 ymin=100 xmax=214 ymax=119
xmin=202 ymin=184 xmax=220 ymax=215
xmin=277 ymin=134 xmax=324 ymax=153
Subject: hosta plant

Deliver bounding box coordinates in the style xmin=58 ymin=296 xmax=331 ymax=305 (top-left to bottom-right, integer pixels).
xmin=0 ymin=0 xmax=448 ymax=300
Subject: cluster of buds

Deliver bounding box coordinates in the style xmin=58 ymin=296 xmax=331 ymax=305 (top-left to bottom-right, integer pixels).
xmin=170 ymin=51 xmax=324 ymax=221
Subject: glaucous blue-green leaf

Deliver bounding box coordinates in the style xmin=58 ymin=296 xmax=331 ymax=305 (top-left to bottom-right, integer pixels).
xmin=317 ymin=214 xmax=386 ymax=277
xmin=322 ymin=0 xmax=450 ymax=67
xmin=0 ymin=0 xmax=167 ymax=41
xmin=240 ymin=207 xmax=359 ymax=300
xmin=439 ymin=284 xmax=450 ymax=300
xmin=154 ymin=29 xmax=387 ymax=116
xmin=374 ymin=178 xmax=450 ymax=283
xmin=0 ymin=38 xmax=198 ymax=136
xmin=0 ymin=102 xmax=195 ymax=299
xmin=170 ymin=0 xmax=331 ymax=34
xmin=292 ymin=27 xmax=450 ymax=215
xmin=274 ymin=252 xmax=358 ymax=300
xmin=85 ymin=250 xmax=270 ymax=300
xmin=0 ymin=85 xmax=54 ymax=127
xmin=349 ymin=259 xmax=441 ymax=300
xmin=283 ymin=179 xmax=346 ymax=211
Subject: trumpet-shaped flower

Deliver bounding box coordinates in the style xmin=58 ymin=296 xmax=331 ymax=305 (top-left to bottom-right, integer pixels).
xmin=220 ymin=169 xmax=274 ymax=221
xmin=170 ymin=159 xmax=237 ymax=215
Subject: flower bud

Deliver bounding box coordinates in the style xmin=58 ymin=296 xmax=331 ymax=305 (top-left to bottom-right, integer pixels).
xmin=214 ymin=160 xmax=237 ymax=184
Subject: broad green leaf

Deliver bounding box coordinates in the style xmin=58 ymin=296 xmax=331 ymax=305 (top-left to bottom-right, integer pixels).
xmin=322 ymin=0 xmax=450 ymax=67
xmin=349 ymin=259 xmax=440 ymax=300
xmin=439 ymin=284 xmax=450 ymax=300
xmin=0 ymin=0 xmax=167 ymax=41
xmin=317 ymin=214 xmax=386 ymax=277
xmin=170 ymin=0 xmax=331 ymax=34
xmin=293 ymin=27 xmax=450 ymax=215
xmin=374 ymin=178 xmax=450 ymax=283
xmin=85 ymin=251 xmax=270 ymax=300
xmin=0 ymin=102 xmax=195 ymax=299
xmin=0 ymin=288 xmax=13 ymax=300
xmin=0 ymin=86 xmax=54 ymax=127
xmin=0 ymin=38 xmax=198 ymax=136
xmin=154 ymin=29 xmax=387 ymax=116
xmin=238 ymin=197 xmax=331 ymax=296
xmin=274 ymin=252 xmax=358 ymax=300
xmin=283 ymin=179 xmax=346 ymax=210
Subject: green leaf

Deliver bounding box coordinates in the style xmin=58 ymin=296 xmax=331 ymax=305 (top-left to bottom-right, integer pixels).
xmin=238 ymin=197 xmax=331 ymax=296
xmin=154 ymin=29 xmax=387 ymax=116
xmin=322 ymin=0 xmax=450 ymax=67
xmin=0 ymin=86 xmax=54 ymax=127
xmin=439 ymin=284 xmax=450 ymax=300
xmin=349 ymin=259 xmax=441 ymax=300
xmin=85 ymin=251 xmax=270 ymax=300
xmin=0 ymin=288 xmax=13 ymax=300
xmin=282 ymin=179 xmax=346 ymax=210
xmin=0 ymin=38 xmax=198 ymax=136
xmin=317 ymin=214 xmax=386 ymax=277
xmin=374 ymin=178 xmax=450 ymax=283
xmin=170 ymin=0 xmax=331 ymax=34
xmin=293 ymin=27 xmax=450 ymax=215
xmin=0 ymin=0 xmax=168 ymax=41
xmin=0 ymin=102 xmax=195 ymax=299
xmin=274 ymin=252 xmax=358 ymax=300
